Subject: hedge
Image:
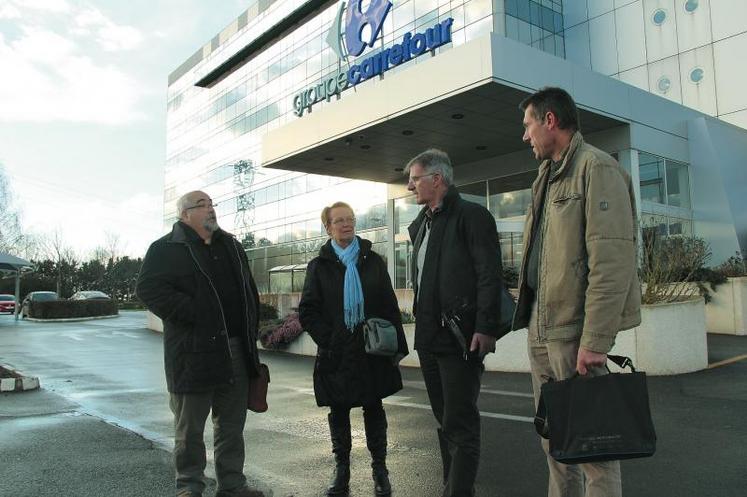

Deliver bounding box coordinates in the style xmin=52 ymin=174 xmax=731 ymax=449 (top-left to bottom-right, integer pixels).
xmin=29 ymin=300 xmax=119 ymax=319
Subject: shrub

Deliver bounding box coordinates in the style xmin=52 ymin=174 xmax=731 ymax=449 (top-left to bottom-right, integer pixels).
xmin=502 ymin=266 xmax=519 ymax=289
xmin=258 ymin=301 xmax=279 ymax=321
xmin=400 ymin=309 xmax=415 ymax=324
xmin=29 ymin=300 xmax=118 ymax=319
xmin=715 ymin=251 xmax=747 ymax=278
xmin=119 ymin=301 xmax=146 ymax=310
xmin=640 ymin=234 xmax=710 ymax=304
xmin=259 ymin=312 xmax=304 ymax=349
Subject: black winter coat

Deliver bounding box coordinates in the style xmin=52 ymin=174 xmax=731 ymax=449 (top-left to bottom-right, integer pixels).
xmin=408 ymin=186 xmax=505 ymax=353
xmin=298 ymin=237 xmax=408 ymax=408
xmin=136 ymin=222 xmax=260 ymax=393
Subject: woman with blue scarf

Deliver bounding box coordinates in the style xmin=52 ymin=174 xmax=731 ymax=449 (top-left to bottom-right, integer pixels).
xmin=299 ymin=201 xmax=408 ymax=497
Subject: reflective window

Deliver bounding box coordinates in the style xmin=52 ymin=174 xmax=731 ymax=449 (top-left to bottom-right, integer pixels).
xmin=666 ymin=160 xmax=691 ymax=208
xmin=639 ymin=152 xmax=666 ymax=204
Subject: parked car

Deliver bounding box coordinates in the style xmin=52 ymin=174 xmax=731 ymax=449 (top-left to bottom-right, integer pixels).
xmin=0 ymin=294 xmax=16 ymax=314
xmin=21 ymin=291 xmax=59 ymax=318
xmin=70 ymin=290 xmax=111 ymax=300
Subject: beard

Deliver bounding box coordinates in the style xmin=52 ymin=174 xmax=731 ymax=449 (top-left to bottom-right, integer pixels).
xmin=203 ymin=218 xmax=219 ymax=233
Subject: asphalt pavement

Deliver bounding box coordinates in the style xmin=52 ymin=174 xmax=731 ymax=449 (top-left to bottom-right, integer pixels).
xmin=1 ymin=312 xmax=746 ymax=497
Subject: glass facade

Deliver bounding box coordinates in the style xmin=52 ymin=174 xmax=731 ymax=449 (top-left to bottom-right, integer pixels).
xmin=165 ymin=0 xmax=558 ymax=293
xmin=504 ymin=0 xmax=565 ymax=57
xmin=637 ymin=150 xmax=693 ymax=239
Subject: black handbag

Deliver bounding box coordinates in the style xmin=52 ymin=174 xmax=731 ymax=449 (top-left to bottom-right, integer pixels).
xmin=534 ymin=355 xmax=657 ymax=464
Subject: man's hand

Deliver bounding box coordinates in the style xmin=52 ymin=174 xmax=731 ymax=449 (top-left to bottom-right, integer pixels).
xmin=576 ymin=347 xmax=607 ymax=375
xmin=470 ymin=332 xmax=497 ymax=359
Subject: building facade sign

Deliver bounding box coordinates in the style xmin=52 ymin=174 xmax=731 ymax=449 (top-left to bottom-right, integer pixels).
xmin=292 ymin=0 xmax=453 ymax=116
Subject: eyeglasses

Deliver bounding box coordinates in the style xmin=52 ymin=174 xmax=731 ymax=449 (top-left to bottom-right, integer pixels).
xmin=408 ymin=172 xmax=436 ymax=184
xmin=186 ymin=201 xmax=217 ymax=210
xmin=330 ymin=216 xmax=356 ymax=226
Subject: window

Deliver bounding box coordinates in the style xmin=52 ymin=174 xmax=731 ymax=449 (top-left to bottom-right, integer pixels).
xmin=639 ymin=152 xmax=665 ymax=204
xmin=665 ymin=160 xmax=691 ymax=208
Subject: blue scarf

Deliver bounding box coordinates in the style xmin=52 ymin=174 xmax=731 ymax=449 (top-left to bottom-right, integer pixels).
xmin=331 ymin=237 xmax=365 ymax=331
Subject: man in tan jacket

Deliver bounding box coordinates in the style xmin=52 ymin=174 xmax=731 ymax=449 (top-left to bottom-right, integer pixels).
xmin=513 ymin=87 xmax=641 ymax=497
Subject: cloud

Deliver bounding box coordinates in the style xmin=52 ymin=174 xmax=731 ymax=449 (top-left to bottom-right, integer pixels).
xmin=0 ymin=2 xmax=147 ymax=124
xmin=73 ymin=6 xmax=144 ymax=51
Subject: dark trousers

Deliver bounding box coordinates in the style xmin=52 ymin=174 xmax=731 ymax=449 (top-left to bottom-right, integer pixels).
xmin=419 ymin=350 xmax=484 ymax=497
xmin=169 ymin=338 xmax=249 ymax=496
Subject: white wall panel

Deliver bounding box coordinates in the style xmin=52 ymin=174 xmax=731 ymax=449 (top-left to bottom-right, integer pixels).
xmin=643 ymin=0 xmax=678 ymax=62
xmin=678 ymin=45 xmax=717 ymax=115
xmin=709 ymin=0 xmax=747 ymax=41
xmin=588 ymin=0 xmax=614 ymax=18
xmin=713 ymin=32 xmax=747 ymax=115
xmin=589 ymin=12 xmax=619 ymax=74
xmin=564 ymin=22 xmax=592 ymax=69
xmin=719 ymin=110 xmax=747 ymax=130
xmin=618 ymin=64 xmax=650 ymax=91
xmin=563 ymin=0 xmax=589 ymax=28
xmin=615 ymin=1 xmax=647 ymax=71
xmin=647 ymin=55 xmax=682 ymax=104
xmin=674 ymin=0 xmax=712 ymax=52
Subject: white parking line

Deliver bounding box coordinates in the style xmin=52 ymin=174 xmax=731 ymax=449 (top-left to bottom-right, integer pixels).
xmin=402 ymin=380 xmax=534 ymax=398
xmin=275 ymin=384 xmax=534 ymax=423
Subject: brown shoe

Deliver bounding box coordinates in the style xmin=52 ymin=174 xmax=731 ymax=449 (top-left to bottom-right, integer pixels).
xmin=216 ymin=487 xmax=265 ymax=497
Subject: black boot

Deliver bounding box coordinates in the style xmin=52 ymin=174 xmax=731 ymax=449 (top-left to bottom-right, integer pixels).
xmin=437 ymin=428 xmax=452 ymax=485
xmin=327 ymin=410 xmax=351 ymax=496
xmin=364 ymin=403 xmax=391 ymax=496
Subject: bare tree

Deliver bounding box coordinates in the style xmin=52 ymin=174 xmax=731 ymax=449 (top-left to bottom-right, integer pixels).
xmin=43 ymin=229 xmax=79 ymax=296
xmin=104 ymin=231 xmax=122 ymax=262
xmin=0 ymin=164 xmax=24 ymax=253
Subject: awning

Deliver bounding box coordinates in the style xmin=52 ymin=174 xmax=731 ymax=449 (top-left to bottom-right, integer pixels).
xmin=0 ymin=252 xmax=33 ymax=274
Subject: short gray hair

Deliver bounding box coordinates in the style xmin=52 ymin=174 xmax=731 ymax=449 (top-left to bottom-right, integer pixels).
xmin=176 ymin=193 xmax=193 ymax=219
xmin=404 ymin=148 xmax=454 ymax=186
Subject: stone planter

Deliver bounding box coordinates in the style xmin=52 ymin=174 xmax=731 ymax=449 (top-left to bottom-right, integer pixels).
xmin=610 ymin=297 xmax=708 ymax=375
xmin=705 ymin=277 xmax=747 ymax=335
xmin=146 ymin=310 xmax=163 ymax=332
xmin=399 ymin=323 xmax=531 ymax=372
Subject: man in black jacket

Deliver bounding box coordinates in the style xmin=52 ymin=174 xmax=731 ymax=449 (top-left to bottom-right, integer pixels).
xmin=405 ymin=149 xmax=505 ymax=497
xmin=136 ymin=191 xmax=263 ymax=497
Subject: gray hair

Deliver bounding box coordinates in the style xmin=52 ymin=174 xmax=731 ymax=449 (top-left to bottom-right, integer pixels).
xmin=176 ymin=192 xmax=194 ymax=219
xmin=404 ymin=148 xmax=454 ymax=186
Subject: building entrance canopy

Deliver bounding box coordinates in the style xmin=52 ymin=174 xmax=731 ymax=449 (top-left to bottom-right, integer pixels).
xmin=261 ymin=34 xmax=626 ymax=184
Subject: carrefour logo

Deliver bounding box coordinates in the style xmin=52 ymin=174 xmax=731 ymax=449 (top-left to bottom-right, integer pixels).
xmin=339 ymin=0 xmax=392 ymax=58
xmin=292 ymin=0 xmax=453 ymax=117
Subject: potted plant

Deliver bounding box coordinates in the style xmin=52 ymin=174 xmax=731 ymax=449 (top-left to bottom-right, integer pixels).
xmin=705 ymin=252 xmax=747 ymax=335
xmin=611 ymin=232 xmax=709 ymax=375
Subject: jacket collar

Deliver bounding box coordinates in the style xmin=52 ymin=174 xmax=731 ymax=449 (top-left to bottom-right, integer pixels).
xmin=538 ymin=131 xmax=585 ymax=183
xmin=319 ymin=236 xmax=372 ymax=261
xmin=168 ymin=221 xmax=234 ymax=245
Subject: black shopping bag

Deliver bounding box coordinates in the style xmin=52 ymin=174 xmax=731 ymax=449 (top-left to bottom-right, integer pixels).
xmin=534 ymin=355 xmax=657 ymax=465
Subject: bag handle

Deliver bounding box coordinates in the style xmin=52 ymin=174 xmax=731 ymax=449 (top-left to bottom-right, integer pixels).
xmin=607 ymin=354 xmax=637 ymax=372
xmin=533 ymin=355 xmax=637 ymax=439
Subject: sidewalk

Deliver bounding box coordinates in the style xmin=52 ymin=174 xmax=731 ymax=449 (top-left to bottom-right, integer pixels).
xmin=0 ymin=388 xmax=175 ymax=497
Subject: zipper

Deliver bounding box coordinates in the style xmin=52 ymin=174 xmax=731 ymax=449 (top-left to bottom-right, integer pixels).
xmin=230 ymin=240 xmax=254 ymax=351
xmin=183 ymin=242 xmax=232 ymax=359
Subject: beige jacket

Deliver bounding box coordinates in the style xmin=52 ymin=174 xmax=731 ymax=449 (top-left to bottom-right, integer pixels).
xmin=513 ymin=132 xmax=641 ymax=353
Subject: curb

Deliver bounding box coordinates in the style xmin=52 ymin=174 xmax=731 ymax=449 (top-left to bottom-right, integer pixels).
xmin=25 ymin=314 xmax=119 ymax=323
xmin=0 ymin=365 xmax=40 ymax=392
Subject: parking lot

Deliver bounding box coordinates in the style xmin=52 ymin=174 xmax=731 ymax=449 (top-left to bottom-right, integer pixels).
xmin=1 ymin=312 xmax=746 ymax=497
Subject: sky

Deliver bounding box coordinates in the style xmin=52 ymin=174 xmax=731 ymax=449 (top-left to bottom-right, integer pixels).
xmin=0 ymin=0 xmax=249 ymax=258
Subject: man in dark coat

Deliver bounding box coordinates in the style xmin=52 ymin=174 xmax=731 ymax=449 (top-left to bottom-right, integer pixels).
xmin=136 ymin=191 xmax=263 ymax=497
xmin=406 ymin=149 xmax=505 ymax=497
